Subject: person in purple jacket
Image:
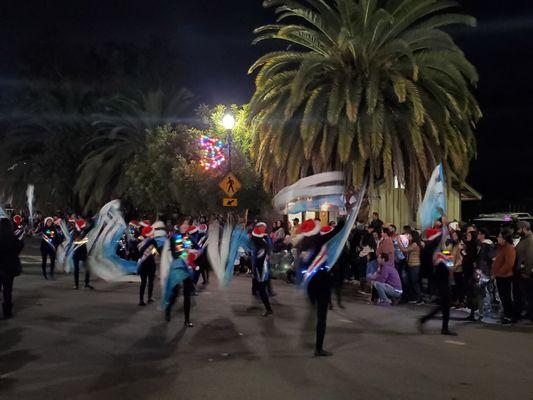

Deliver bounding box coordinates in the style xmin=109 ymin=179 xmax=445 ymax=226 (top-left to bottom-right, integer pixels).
xmin=370 ymin=253 xmax=403 ymax=305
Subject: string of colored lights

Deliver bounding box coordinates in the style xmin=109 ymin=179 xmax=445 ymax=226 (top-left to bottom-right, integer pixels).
xmin=198 ymin=135 xmax=226 ymax=170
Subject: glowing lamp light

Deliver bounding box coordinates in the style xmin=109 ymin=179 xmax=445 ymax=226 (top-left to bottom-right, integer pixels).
xmin=321 ymin=202 xmax=329 ymax=211
xmin=222 ymin=114 xmax=235 ymax=130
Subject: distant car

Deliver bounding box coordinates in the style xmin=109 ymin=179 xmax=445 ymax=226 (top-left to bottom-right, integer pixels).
xmin=472 ymin=212 xmax=533 ymax=241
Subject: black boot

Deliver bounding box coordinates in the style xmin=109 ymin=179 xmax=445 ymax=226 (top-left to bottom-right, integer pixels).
xmin=2 ymin=303 xmax=13 ymax=319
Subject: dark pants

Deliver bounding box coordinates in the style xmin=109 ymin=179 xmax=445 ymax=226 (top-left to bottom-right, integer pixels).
xmin=421 ymin=280 xmax=451 ymax=332
xmin=166 ymin=277 xmax=194 ymax=322
xmin=406 ymin=266 xmax=422 ymax=302
xmin=0 ymin=273 xmax=14 ymax=317
xmin=308 ymin=271 xmax=331 ymax=352
xmin=396 ymin=259 xmax=408 ymax=302
xmin=452 ymin=271 xmax=465 ymax=304
xmin=519 ymin=275 xmax=533 ymax=320
xmin=73 ymin=257 xmax=90 ymax=288
xmin=512 ymin=274 xmax=523 ymax=319
xmin=41 ymin=248 xmax=56 ymax=278
xmin=255 ymin=280 xmax=272 ymax=312
xmin=139 ymin=265 xmax=156 ymax=303
xmin=496 ymin=277 xmax=514 ymax=320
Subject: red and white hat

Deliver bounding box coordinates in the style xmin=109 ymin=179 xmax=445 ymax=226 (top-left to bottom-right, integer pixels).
xmin=44 ymin=217 xmax=54 ymax=225
xmin=75 ymin=219 xmax=86 ymax=231
xmin=141 ymin=226 xmax=154 ymax=237
xmin=256 ymin=222 xmax=267 ymax=228
xmin=299 ymin=219 xmax=321 ymax=237
xmin=198 ymin=223 xmax=208 ymax=233
xmin=252 ymin=225 xmax=267 ymax=238
xmin=425 ymin=228 xmax=441 ymax=241
xmin=13 ymin=215 xmax=22 ymax=225
xmin=320 ymin=226 xmax=333 ymax=235
xmin=140 ymin=220 xmax=151 ymax=227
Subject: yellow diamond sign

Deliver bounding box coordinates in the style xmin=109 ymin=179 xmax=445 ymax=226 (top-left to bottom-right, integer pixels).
xmin=219 ymin=172 xmax=241 ymax=197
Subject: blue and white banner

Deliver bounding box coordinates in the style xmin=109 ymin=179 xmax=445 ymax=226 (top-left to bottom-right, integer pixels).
xmin=418 ymin=164 xmax=446 ymax=231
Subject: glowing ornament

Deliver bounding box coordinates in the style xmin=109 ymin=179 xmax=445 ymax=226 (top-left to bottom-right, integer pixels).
xmin=198 ymin=135 xmax=226 ymax=171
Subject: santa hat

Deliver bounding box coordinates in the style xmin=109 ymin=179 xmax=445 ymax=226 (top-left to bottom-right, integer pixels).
xmin=140 ymin=220 xmax=151 ymax=227
xmin=44 ymin=217 xmax=54 ymax=225
xmin=252 ymin=225 xmax=267 ymax=238
xmin=320 ymin=226 xmax=333 ymax=235
xmin=299 ymin=219 xmax=321 ymax=237
xmin=198 ymin=223 xmax=208 ymax=233
xmin=13 ymin=215 xmax=22 ymax=225
xmin=187 ymin=225 xmax=199 ymax=234
xmin=141 ymin=226 xmax=154 ymax=237
xmin=256 ymin=222 xmax=267 ymax=228
xmin=75 ymin=219 xmax=86 ymax=232
xmin=425 ymin=228 xmax=441 ymax=241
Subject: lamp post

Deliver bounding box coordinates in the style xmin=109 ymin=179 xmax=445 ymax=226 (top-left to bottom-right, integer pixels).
xmin=222 ymin=113 xmax=235 ymax=172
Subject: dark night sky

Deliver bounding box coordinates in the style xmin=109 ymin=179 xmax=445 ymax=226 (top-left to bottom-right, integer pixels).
xmin=2 ymin=0 xmax=533 ymax=210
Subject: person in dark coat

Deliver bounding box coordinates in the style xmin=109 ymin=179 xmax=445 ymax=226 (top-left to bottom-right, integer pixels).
xmin=137 ymin=226 xmax=160 ymax=306
xmin=297 ymin=219 xmax=343 ymax=356
xmin=250 ymin=224 xmax=273 ymax=317
xmin=37 ymin=217 xmax=61 ymax=279
xmin=419 ymin=223 xmax=457 ymax=336
xmin=72 ymin=219 xmax=93 ymax=290
xmin=0 ymin=217 xmax=24 ymax=319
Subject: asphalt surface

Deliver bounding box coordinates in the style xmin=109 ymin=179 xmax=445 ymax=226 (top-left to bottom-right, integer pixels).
xmin=1 ymin=240 xmax=532 ymax=400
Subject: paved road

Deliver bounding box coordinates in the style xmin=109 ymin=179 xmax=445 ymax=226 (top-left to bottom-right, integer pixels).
xmin=1 ymin=241 xmax=532 ymax=400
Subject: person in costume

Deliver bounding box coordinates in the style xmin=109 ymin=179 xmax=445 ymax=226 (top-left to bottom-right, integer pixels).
xmin=0 ymin=216 xmax=24 ymax=319
xmin=251 ymin=224 xmax=273 ymax=317
xmin=38 ymin=217 xmax=62 ymax=280
xmin=188 ymin=224 xmax=210 ymax=287
xmin=196 ymin=224 xmax=210 ymax=286
xmin=418 ymin=217 xmax=457 ymax=336
xmin=72 ymin=219 xmax=93 ymax=290
xmin=12 ymin=215 xmax=25 ymax=241
xmin=297 ymin=219 xmax=341 ymax=357
xmin=137 ymin=225 xmax=159 ymax=306
xmin=162 ymin=233 xmax=196 ymax=327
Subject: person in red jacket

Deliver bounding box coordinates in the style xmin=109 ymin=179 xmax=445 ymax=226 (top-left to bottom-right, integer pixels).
xmin=492 ymin=228 xmax=517 ymax=324
xmin=377 ymin=228 xmax=395 ymax=264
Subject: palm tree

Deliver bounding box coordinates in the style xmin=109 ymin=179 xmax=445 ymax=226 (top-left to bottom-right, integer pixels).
xmin=75 ymin=87 xmax=193 ymax=212
xmin=248 ymin=0 xmax=482 ymax=199
xmin=1 ymin=81 xmax=97 ymax=211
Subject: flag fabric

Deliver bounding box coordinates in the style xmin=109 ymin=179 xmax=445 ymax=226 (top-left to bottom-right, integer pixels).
xmin=418 ymin=164 xmax=447 ymax=231
xmin=160 ymin=239 xmax=193 ymax=308
xmin=87 ymin=200 xmax=137 ymax=281
xmin=223 ymin=227 xmax=252 ymax=285
xmin=301 ymin=182 xmax=366 ymax=287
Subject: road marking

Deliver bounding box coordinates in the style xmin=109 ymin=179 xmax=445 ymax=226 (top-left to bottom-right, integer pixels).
xmin=444 ymin=340 xmax=466 ymax=346
xmin=338 ymin=319 xmax=353 ymax=323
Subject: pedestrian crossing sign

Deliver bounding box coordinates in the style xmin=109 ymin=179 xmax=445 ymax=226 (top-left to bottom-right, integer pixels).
xmin=219 ymin=172 xmax=241 ymax=197
xmin=223 ymin=198 xmax=238 ymax=207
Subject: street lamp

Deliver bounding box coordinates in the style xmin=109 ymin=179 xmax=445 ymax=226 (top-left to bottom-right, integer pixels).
xmin=222 ymin=114 xmax=235 ymax=130
xmin=222 ymin=113 xmax=235 ymax=172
